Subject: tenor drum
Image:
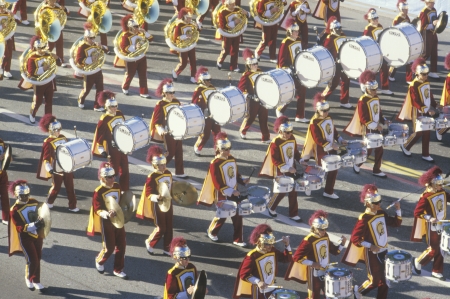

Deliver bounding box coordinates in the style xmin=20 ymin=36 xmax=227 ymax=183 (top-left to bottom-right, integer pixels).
xmin=388 ymin=123 xmax=409 ymax=145
xmin=364 ymin=133 xmax=383 ymax=149
xmin=247 ymin=185 xmax=271 ymax=202
xmin=304 ymin=165 xmax=325 ymax=180
xmin=325 ymin=268 xmax=353 ymax=298
xmin=346 ymin=140 xmax=368 ymax=164
xmin=295 ymin=178 xmax=309 ymax=192
xmin=268 ymin=289 xmax=300 ymax=299
xmin=294 ymin=46 xmax=335 ymax=88
xmin=440 ymin=223 xmax=450 ymax=255
xmin=216 ymin=200 xmax=237 ymax=218
xmin=378 ymin=23 xmax=424 ymax=67
xmin=435 ymin=118 xmax=448 ymax=129
xmin=385 ymin=250 xmax=412 ymax=282
xmin=113 ymin=117 xmax=150 ymax=154
xmin=321 ymin=155 xmax=342 ymax=172
xmin=250 ymin=197 xmax=266 ymax=213
xmin=415 ymin=116 xmax=435 ymax=132
xmin=273 ymin=176 xmax=294 ymax=193
xmin=56 ymin=139 xmax=92 ymax=173
xmin=383 ymin=135 xmax=396 ymax=147
xmin=254 ymin=69 xmax=295 ymax=109
xmin=167 ymin=104 xmax=205 ymax=140
xmin=238 ymin=200 xmax=252 ymax=216
xmin=339 ymin=36 xmax=383 ymax=79
xmin=208 ymin=86 xmax=247 ymax=125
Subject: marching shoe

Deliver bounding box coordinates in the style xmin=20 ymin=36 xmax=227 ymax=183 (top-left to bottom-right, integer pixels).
xmin=353 ymin=164 xmax=360 ymax=174
xmin=380 ymin=89 xmax=393 ymax=95
xmin=431 ymin=272 xmax=445 ymax=281
xmin=163 ymin=251 xmax=171 ymax=257
xmin=270 ymin=59 xmax=278 ymax=64
xmin=78 ymin=103 xmax=84 ymax=109
xmin=94 ymin=107 xmax=105 ymax=112
xmin=295 ymin=117 xmax=308 ymax=123
xmin=190 ymin=77 xmax=197 ymax=84
xmin=21 ymin=20 xmax=30 ymax=25
xmin=29 ymin=114 xmax=35 ymax=124
xmin=373 ymin=172 xmax=387 ymax=178
xmin=275 ymin=110 xmax=283 ymax=117
xmin=323 ymin=192 xmax=339 ymax=200
xmin=95 ymin=261 xmax=104 ymax=274
xmin=173 ymin=174 xmax=187 ymax=178
xmin=261 ymin=140 xmax=271 ymax=144
xmin=207 ymin=230 xmax=219 ymax=242
xmin=428 ymin=72 xmax=440 ymax=79
xmin=340 ymin=103 xmax=353 ymax=109
xmin=400 ymin=145 xmax=411 ymax=157
xmin=422 ymin=156 xmax=434 ymax=162
xmin=289 ymin=216 xmax=302 ymax=223
xmin=46 ymin=203 xmax=53 ymax=208
xmin=194 ymin=146 xmax=201 ymax=156
xmin=122 ymin=89 xmax=129 ymax=95
xmin=61 ymin=63 xmax=68 ymax=68
xmin=388 ymin=76 xmax=395 ymax=82
xmin=68 ymin=207 xmax=80 ymax=212
xmin=140 ymin=94 xmax=151 ymax=98
xmin=233 ymin=67 xmax=240 ymax=73
xmin=33 ymin=283 xmax=45 ymax=293
xmin=239 ymin=132 xmax=247 ymax=140
xmin=2 ymin=220 xmax=8 ymax=225
xmin=172 ymin=69 xmax=178 ymax=81
xmin=217 ymin=62 xmax=222 ymax=70
xmin=436 ymin=129 xmax=443 ymax=141
xmin=113 ymin=271 xmax=128 ymax=279
xmin=353 ymin=285 xmax=362 ymax=299
xmin=267 ymin=207 xmax=277 ymax=218
xmin=3 ymin=71 xmax=12 ymax=78
xmin=25 ymin=278 xmax=34 ymax=290
xmin=412 ymin=257 xmax=421 ymax=275
xmin=145 ymin=241 xmax=154 ymax=255
xmin=233 ymin=241 xmax=247 ymax=247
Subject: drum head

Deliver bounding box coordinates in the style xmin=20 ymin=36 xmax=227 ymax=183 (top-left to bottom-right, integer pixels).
xmin=295 ymin=178 xmax=309 ymax=187
xmin=275 ymin=176 xmax=294 ymax=184
xmin=167 ymin=107 xmax=188 ymax=139
xmin=305 ymin=166 xmax=324 ymax=176
xmin=208 ymin=91 xmax=232 ymax=125
xmin=239 ymin=201 xmax=252 ymax=209
xmin=113 ymin=124 xmax=134 ymax=154
xmin=306 ymin=175 xmax=321 ymax=184
xmin=389 ymin=123 xmax=408 ymax=132
xmin=249 ymin=197 xmax=266 ymax=206
xmin=217 ymin=200 xmax=237 ymax=211
xmin=367 ymin=133 xmax=383 ymax=140
xmin=295 ymin=46 xmax=335 ymax=88
xmin=255 ymin=72 xmax=281 ymax=109
xmin=247 ymin=186 xmax=270 ymax=197
xmin=323 ymin=155 xmax=341 ymax=163
xmin=327 ymin=268 xmax=351 ymax=278
xmin=386 ymin=250 xmax=412 ymax=262
xmin=56 ymin=145 xmax=73 ymax=172
xmin=270 ymin=289 xmax=300 ymax=299
xmin=347 ymin=140 xmax=365 ymax=150
xmin=339 ymin=38 xmax=382 ymax=79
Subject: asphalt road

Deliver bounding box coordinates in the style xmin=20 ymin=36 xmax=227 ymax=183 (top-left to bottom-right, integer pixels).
xmin=0 ymin=0 xmax=449 ymax=298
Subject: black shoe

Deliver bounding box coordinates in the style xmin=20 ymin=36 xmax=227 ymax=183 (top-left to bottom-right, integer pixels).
xmin=267 ymin=207 xmax=277 ymax=218
xmin=412 ymin=259 xmax=421 ymax=275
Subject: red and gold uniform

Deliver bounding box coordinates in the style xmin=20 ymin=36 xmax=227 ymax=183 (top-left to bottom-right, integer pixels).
xmin=0 ymin=138 xmax=10 ymax=222
xmin=390 ymin=14 xmax=413 ymax=82
xmin=136 ymin=169 xmax=174 ymax=252
xmin=87 ymin=182 xmax=126 ymax=273
xmin=12 ymin=0 xmax=28 ymax=23
xmin=92 ymin=110 xmax=130 ymax=190
xmin=342 ymin=209 xmax=402 ymax=299
xmin=437 ymin=71 xmax=450 ymax=136
xmin=198 ymin=0 xmax=219 ymax=25
xmin=238 ymin=69 xmax=270 ymax=141
xmin=363 ymin=24 xmax=390 ymax=91
xmin=164 ymin=263 xmax=197 ymax=299
xmin=78 ymin=0 xmax=109 ymax=47
xmin=40 ymin=3 xmax=67 ymax=64
xmin=288 ymin=0 xmax=310 ymax=49
xmin=173 ymin=18 xmax=197 ymax=78
xmin=419 ymin=5 xmax=438 ymax=73
xmin=312 ymin=0 xmax=340 ymax=24
xmin=150 ymin=98 xmax=184 ymax=176
xmin=36 ymin=134 xmax=77 ymax=209
xmin=217 ymin=6 xmax=245 ymax=71
xmin=172 ymin=0 xmax=186 ymax=13
xmin=0 ymin=10 xmax=15 ymax=75
xmin=260 ymin=135 xmax=301 ymax=217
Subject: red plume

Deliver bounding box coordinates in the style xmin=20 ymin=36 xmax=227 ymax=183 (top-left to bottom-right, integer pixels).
xmin=146 ymin=145 xmax=164 ymax=164
xmin=195 ymin=66 xmax=209 ymax=82
xmin=156 ymin=78 xmax=173 ymax=97
xmin=38 ymin=114 xmax=57 ymax=133
xmin=98 ymin=162 xmax=113 ymax=180
xmin=97 ymin=90 xmax=116 ymax=106
xmin=249 ymin=224 xmax=273 ymax=245
xmin=273 ymin=116 xmax=290 ymax=133
xmin=121 ymin=14 xmax=134 ymax=31
xmin=418 ymin=166 xmax=443 ymax=186
xmin=412 ymin=57 xmax=427 ymax=73
xmin=359 ymin=70 xmax=376 ymax=84
xmin=242 ymin=48 xmax=254 ymax=60
xmin=360 ymin=184 xmax=378 ymax=203
xmin=8 ymin=180 xmax=28 ymax=196
xmin=29 ymin=35 xmax=40 ymax=48
xmin=397 ymin=0 xmax=407 ymax=8
xmin=214 ymin=131 xmax=228 ymax=151
xmin=326 ymin=16 xmax=338 ymax=34
xmin=285 ymin=18 xmax=296 ymax=29
xmin=83 ymin=22 xmax=94 ymax=31
xmin=308 ymin=210 xmax=328 ymax=226
xmin=169 ymin=237 xmax=187 ymax=256
xmin=178 ymin=7 xmax=192 ymax=19
xmin=313 ymin=92 xmax=325 ymax=108
xmin=444 ymin=53 xmax=450 ymax=70
xmin=364 ymin=8 xmax=376 ymax=20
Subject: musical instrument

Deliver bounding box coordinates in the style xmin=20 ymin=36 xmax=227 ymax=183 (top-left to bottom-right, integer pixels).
xmin=215 ymin=200 xmax=237 ymax=218
xmin=378 ymin=23 xmax=423 ymax=68
xmin=250 ymin=0 xmax=284 ymax=26
xmin=19 ymin=47 xmax=57 ymax=86
xmin=186 ymin=0 xmax=209 ymax=16
xmin=341 ymin=140 xmax=367 ymax=167
xmin=273 ymin=176 xmax=294 ymax=193
xmin=213 ymin=3 xmax=248 ymax=38
xmin=339 ymin=36 xmax=383 ymax=79
xmin=114 ymin=30 xmax=149 ymax=62
xmin=1 ymin=144 xmax=12 ymax=172
xmin=171 ymin=181 xmax=198 ymax=206
xmin=294 ymin=46 xmax=335 ymax=88
xmin=192 ymin=270 xmax=207 ymax=299
xmin=249 ymin=197 xmax=266 ymax=213
xmin=268 ymin=289 xmax=300 ymax=299
xmin=435 ymin=117 xmax=448 ymax=129
xmin=364 ymin=133 xmax=383 ymax=149
xmin=104 ymin=195 xmax=125 ymax=228
xmin=112 ymin=116 xmax=150 ymax=154
xmin=164 ymin=16 xmax=199 ymax=53
xmin=387 ymin=123 xmax=409 ymax=145
xmin=87 ymin=0 xmax=113 ymax=33
xmin=304 ymin=165 xmax=325 ymax=190
xmin=134 ymin=0 xmax=159 ymax=25
xmin=56 ymin=138 xmax=92 ymax=173
xmin=28 ymin=202 xmax=52 ymax=238
xmin=321 ymin=155 xmax=342 ymax=172
xmin=119 ymin=190 xmax=137 ymax=224
xmin=254 ymin=68 xmax=295 ymax=109
xmin=440 ymin=223 xmax=450 ymax=255
xmin=385 ymin=250 xmax=412 ymax=282
xmin=0 ymin=9 xmax=16 ymax=40
xmin=34 ymin=3 xmax=66 ymax=32
xmin=294 ymin=178 xmax=309 ymax=192
xmin=325 ymin=268 xmax=353 ymax=298
xmin=207 ymin=86 xmax=246 ymax=125
xmin=158 ymin=181 xmax=172 ymax=212
xmin=415 ymin=116 xmax=435 ymax=132
xmin=434 ymin=11 xmax=448 ymax=34
xmin=247 ymin=185 xmax=270 ymax=202
xmin=167 ymin=104 xmax=205 ymax=140
xmin=238 ymin=199 xmax=252 ymax=216
xmin=69 ymin=37 xmax=105 ymax=76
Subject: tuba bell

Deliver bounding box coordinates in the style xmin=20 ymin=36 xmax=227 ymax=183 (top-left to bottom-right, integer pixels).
xmin=134 ymin=0 xmax=159 ymax=25
xmin=34 ymin=6 xmax=62 ymax=42
xmin=250 ymin=0 xmax=284 ymax=26
xmin=34 ymin=1 xmax=67 ymax=29
xmin=186 ymin=0 xmax=210 ymax=16
xmin=19 ymin=44 xmax=57 ymax=86
xmin=113 ymin=26 xmax=149 ymax=62
xmin=0 ymin=7 xmax=17 ymax=40
xmin=212 ymin=3 xmax=247 ymax=38
xmin=87 ymin=0 xmax=113 ymax=33
xmin=69 ymin=37 xmax=105 ymax=76
xmin=164 ymin=15 xmax=199 ymax=52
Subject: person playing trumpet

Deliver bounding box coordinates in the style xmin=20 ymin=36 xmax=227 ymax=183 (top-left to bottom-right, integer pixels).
xmin=0 ymin=0 xmax=16 ymax=79
xmin=287 ymin=0 xmax=310 ymax=50
xmin=436 ymin=53 xmax=450 ymax=140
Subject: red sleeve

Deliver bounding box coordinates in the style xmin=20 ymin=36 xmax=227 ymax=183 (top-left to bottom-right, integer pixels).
xmin=153 ymin=103 xmax=166 ymax=127
xmin=278 ymin=41 xmax=289 ymax=68
xmin=323 ymin=36 xmax=337 ymax=59
xmin=120 ymin=33 xmax=131 ymax=54
xmin=239 ymin=255 xmax=256 ymax=281
xmin=275 ymin=247 xmax=293 ymax=263
xmin=414 ymin=196 xmax=429 ymax=219
xmin=237 ymin=74 xmax=249 ymax=93
xmin=27 ymin=56 xmax=37 ymax=76
xmin=219 ymin=10 xmax=227 ymax=29
xmin=210 ymin=161 xmax=228 ymax=193
xmin=144 ymin=175 xmax=158 ymax=198
xmin=358 ymin=99 xmax=371 ymax=126
xmin=75 ymin=44 xmax=87 ymax=65
xmin=165 ymin=272 xmax=179 ymax=299
xmin=350 ymin=218 xmax=367 ymax=247
xmin=289 ymin=2 xmax=295 ymax=14
xmin=191 ymin=87 xmax=207 ymax=111
xmin=310 ymin=123 xmax=329 ymax=147
xmin=384 ymin=211 xmax=402 ymax=227
xmin=92 ymin=190 xmax=102 ymax=213
xmin=11 ymin=207 xmax=26 ymax=233
xmin=257 ymin=0 xmax=266 ymax=15
xmin=292 ymin=239 xmax=312 ymax=262
xmin=363 ymin=28 xmax=369 ymax=36
xmin=419 ymin=10 xmax=429 ymax=30
xmin=173 ymin=23 xmax=182 ymax=42
xmin=270 ymin=142 xmax=284 ymax=168
xmin=410 ymin=85 xmax=428 ymax=112
xmin=41 ymin=140 xmax=54 ymax=163
xmin=94 ymin=118 xmax=109 ymax=150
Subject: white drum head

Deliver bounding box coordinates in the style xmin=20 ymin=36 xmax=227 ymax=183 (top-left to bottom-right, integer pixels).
xmin=114 ymin=124 xmax=134 ymax=153
xmin=255 ymin=73 xmax=281 ymax=109
xmin=209 ymin=91 xmax=232 ymax=125
xmin=295 ymin=46 xmax=335 ymax=88
xmin=56 ymin=146 xmax=75 ymax=172
xmin=167 ymin=104 xmax=205 ymax=139
xmin=167 ymin=107 xmax=188 ymax=139
xmin=339 ymin=37 xmax=383 ymax=79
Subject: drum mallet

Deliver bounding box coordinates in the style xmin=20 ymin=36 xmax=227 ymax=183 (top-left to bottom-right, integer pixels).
xmin=74 ymin=126 xmax=78 ymax=138
xmin=247 ymin=167 xmax=257 ymax=183
xmin=228 ymin=72 xmax=232 ymax=86
xmin=386 ymin=186 xmax=426 ymax=209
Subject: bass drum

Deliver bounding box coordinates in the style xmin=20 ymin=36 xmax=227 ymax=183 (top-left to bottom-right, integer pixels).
xmin=254 ymin=69 xmax=295 ymax=109
xmin=208 ymin=86 xmax=247 ymax=125
xmin=378 ymin=23 xmax=424 ymax=67
xmin=167 ymin=104 xmax=205 ymax=140
xmin=295 ymin=46 xmax=335 ymax=88
xmin=339 ymin=36 xmax=383 ymax=79
xmin=113 ymin=116 xmax=150 ymax=154
xmin=56 ymin=139 xmax=92 ymax=173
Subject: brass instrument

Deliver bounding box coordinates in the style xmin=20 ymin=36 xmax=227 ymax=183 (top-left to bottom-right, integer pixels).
xmin=186 ymin=0 xmax=210 ymax=16
xmin=250 ymin=0 xmax=284 ymax=26
xmin=113 ymin=29 xmax=149 ymax=62
xmin=69 ymin=36 xmax=105 ymax=75
xmin=87 ymin=0 xmax=112 ymax=33
xmin=34 ymin=2 xmax=67 ymax=28
xmin=213 ymin=3 xmax=248 ymax=38
xmin=164 ymin=16 xmax=199 ymax=52
xmin=34 ymin=6 xmax=62 ymax=42
xmin=134 ymin=0 xmax=159 ymax=25
xmin=0 ymin=33 xmax=4 ymax=62
xmin=19 ymin=47 xmax=57 ymax=85
xmin=0 ymin=11 xmax=16 ymax=40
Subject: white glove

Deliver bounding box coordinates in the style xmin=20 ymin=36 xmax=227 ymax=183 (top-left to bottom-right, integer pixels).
xmin=300 ymin=4 xmax=310 ymax=13
xmin=324 ymin=143 xmax=333 ymax=152
xmin=26 ymin=222 xmax=37 ymax=233
xmin=99 ymin=211 xmax=109 ymax=219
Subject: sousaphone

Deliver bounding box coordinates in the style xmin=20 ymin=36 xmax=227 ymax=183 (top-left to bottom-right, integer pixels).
xmin=250 ymin=0 xmax=284 ymax=26
xmin=69 ymin=36 xmax=105 ymax=76
xmin=134 ymin=0 xmax=159 ymax=25
xmin=212 ymin=3 xmax=247 ymax=38
xmin=0 ymin=8 xmax=17 ymax=40
xmin=164 ymin=16 xmax=199 ymax=53
xmin=88 ymin=0 xmax=113 ymax=33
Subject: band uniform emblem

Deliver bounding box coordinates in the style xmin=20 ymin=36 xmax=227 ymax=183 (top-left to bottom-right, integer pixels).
xmin=373 ymin=104 xmax=379 ymax=115
xmin=286 ymin=147 xmax=293 ymax=159
xmin=264 ymin=260 xmax=273 ymax=276
xmin=325 ymin=123 xmax=332 ymax=135
xmin=424 ymin=88 xmax=430 ymax=100
xmin=437 ymin=199 xmax=443 ymax=212
xmin=319 ymin=244 xmax=327 ymax=259
xmin=377 ymin=222 xmax=385 ymax=236
xmin=227 ymin=166 xmax=235 ymax=179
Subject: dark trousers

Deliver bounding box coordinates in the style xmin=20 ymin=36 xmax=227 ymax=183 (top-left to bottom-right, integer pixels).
xmin=175 ymin=48 xmax=197 ymax=77
xmin=148 ymin=202 xmax=173 ymax=252
xmin=316 ymin=148 xmax=338 ymax=194
xmin=208 ymin=204 xmax=243 ymax=243
xmin=417 ymin=230 xmax=444 ymax=273
xmin=78 ymin=71 xmax=104 ymax=109
xmin=122 ymin=56 xmax=148 ymax=94
xmin=267 ymin=190 xmax=298 ymax=218
xmin=358 ymin=250 xmax=389 ymax=299
xmin=404 ymin=114 xmax=430 ymax=156
xmin=109 ymin=147 xmax=130 ymax=191
xmin=31 ymin=82 xmax=54 ymax=117
xmin=1 ymin=38 xmax=14 ymax=72
xmin=307 ymin=267 xmax=325 ymax=299
xmin=379 ymin=60 xmax=390 ymax=90
xmin=255 ymin=24 xmax=278 ymax=60
xmin=423 ymin=31 xmax=438 ymax=72
xmin=278 ymin=81 xmax=306 ymax=119
xmin=20 ymin=234 xmax=43 ymax=283
xmin=96 ymin=218 xmax=126 ymax=273
xmin=195 ymin=118 xmax=221 ymax=151
xmin=47 ymin=172 xmax=77 ymax=209
xmin=390 ymin=63 xmax=413 ymax=82
xmin=218 ymin=36 xmax=240 ymax=71
xmin=164 ymin=134 xmax=184 ymax=175
xmin=48 ymin=32 xmax=64 ymax=63
xmin=12 ymin=0 xmax=28 ymax=21
xmin=323 ymin=63 xmax=349 ymax=104
xmin=0 ymin=171 xmax=10 ymax=221
xmin=239 ymin=100 xmax=270 ymax=141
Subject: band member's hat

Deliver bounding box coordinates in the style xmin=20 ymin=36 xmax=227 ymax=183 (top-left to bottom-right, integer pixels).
xmin=412 ymin=58 xmax=429 ymax=75
xmin=364 ymin=8 xmax=378 ymax=20
xmin=195 ymin=66 xmax=211 ymax=83
xmin=397 ymin=0 xmax=408 ymax=10
xmin=98 ymin=90 xmax=118 ymax=107
xmin=359 ymin=70 xmax=378 ymax=90
xmin=313 ymin=92 xmax=330 ymax=111
xmin=99 ymin=162 xmax=115 ymax=179
xmin=242 ymin=48 xmax=258 ymax=65
xmin=286 ymin=18 xmax=299 ymax=33
xmin=419 ymin=166 xmax=445 ymax=187
xmin=309 ymin=210 xmax=329 ymax=229
xmin=360 ymin=184 xmax=382 ymax=204
xmin=250 ymin=224 xmax=275 ymax=245
xmin=214 ymin=132 xmax=231 ymax=151
xmin=222 ymin=0 xmax=235 ymax=5
xmin=178 ymin=7 xmax=193 ymax=19
xmin=9 ymin=180 xmax=30 ymax=197
xmin=30 ymin=36 xmax=48 ymax=49
xmin=121 ymin=14 xmax=137 ymax=31
xmin=146 ymin=146 xmax=167 ymax=166
xmin=156 ymin=79 xmax=175 ymax=97
xmin=39 ymin=114 xmax=62 ymax=133
xmin=170 ymin=237 xmax=191 ymax=259
xmin=84 ymin=22 xmax=97 ymax=38
xmin=274 ymin=116 xmax=293 ymax=133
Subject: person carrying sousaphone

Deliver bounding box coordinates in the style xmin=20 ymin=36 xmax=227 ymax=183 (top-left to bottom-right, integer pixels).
xmin=36 ymin=114 xmax=79 ymax=212
xmin=0 ymin=138 xmax=10 ymax=225
xmin=342 ymin=184 xmax=402 ymax=299
xmin=92 ymin=91 xmax=130 ymax=191
xmin=11 ymin=0 xmax=29 ymax=25
xmin=192 ymin=66 xmax=220 ymax=156
xmin=343 ymin=70 xmax=387 ymax=178
xmin=286 ymin=0 xmax=310 ymax=50
xmin=436 ymin=53 xmax=450 ymax=140
xmin=302 ymin=93 xmax=348 ymax=200
xmin=312 ymin=0 xmax=341 ymax=25
xmin=285 ymin=210 xmax=346 ymax=299
xmin=419 ymin=0 xmax=440 ymax=80
xmin=78 ymin=0 xmax=110 ymax=52
xmin=260 ymin=116 xmax=302 ymax=222
xmin=0 ymin=0 xmax=16 ymax=79
xmin=87 ymin=162 xmax=128 ymax=279
xmin=198 ymin=132 xmax=249 ymax=247
xmin=136 ymin=145 xmax=174 ymax=256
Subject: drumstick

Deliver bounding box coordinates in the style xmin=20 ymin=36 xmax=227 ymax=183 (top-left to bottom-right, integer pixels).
xmin=266 ymin=286 xmax=283 ymax=289
xmin=74 ymin=126 xmax=78 ymax=138
xmin=228 ymin=72 xmax=232 ymax=86
xmin=386 ymin=185 xmax=425 ymax=209
xmin=247 ymin=167 xmax=256 ymax=183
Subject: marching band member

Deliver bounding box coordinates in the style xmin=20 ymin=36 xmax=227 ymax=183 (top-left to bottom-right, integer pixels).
xmin=419 ymin=0 xmax=439 ymax=79
xmin=276 ymin=20 xmax=307 ymax=123
xmin=436 ymin=53 xmax=450 ymax=140
xmin=389 ymin=0 xmax=413 ymax=84
xmin=92 ymin=91 xmax=130 ymax=191
xmin=312 ymin=0 xmax=341 ymax=24
xmin=137 ymin=145 xmax=174 ymax=256
xmin=411 ymin=166 xmax=450 ymax=281
xmin=287 ymin=0 xmax=310 ymax=50
xmin=87 ymin=162 xmax=128 ymax=279
xmin=363 ymin=8 xmax=393 ymax=95
xmin=8 ymin=180 xmax=46 ymax=292
xmin=22 ymin=36 xmax=62 ymax=124
xmin=285 ymin=210 xmax=346 ymax=299
xmin=171 ymin=8 xmax=198 ymax=84
xmin=233 ymin=224 xmax=292 ymax=299
xmin=260 ymin=116 xmax=302 ymax=222
xmin=198 ymin=132 xmax=249 ymax=247
xmin=78 ymin=0 xmax=110 ymax=51
xmin=344 ymin=70 xmax=387 ymax=178
xmin=37 ymin=114 xmax=78 ymax=212
xmin=75 ymin=22 xmax=105 ymax=111
xmin=150 ymin=79 xmax=186 ymax=177
xmin=398 ymin=58 xmax=437 ymax=162
xmin=302 ymin=93 xmax=347 ymax=199
xmin=254 ymin=0 xmax=286 ymax=63
xmin=192 ymin=66 xmax=220 ymax=156
xmin=116 ymin=14 xmax=151 ymax=98
xmin=197 ymin=0 xmax=220 ymax=29
xmin=0 ymin=0 xmax=15 ymax=79
xmin=342 ymin=184 xmax=402 ymax=299
xmin=172 ymin=0 xmax=185 ymax=15
xmin=238 ymin=48 xmax=270 ymax=143
xmin=11 ymin=0 xmax=29 ymax=25
xmin=0 ymin=138 xmax=10 ymax=224
xmin=321 ymin=17 xmax=352 ymax=109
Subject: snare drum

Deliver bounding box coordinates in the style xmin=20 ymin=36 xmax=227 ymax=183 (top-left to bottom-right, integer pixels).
xmin=295 ymin=178 xmax=309 ymax=192
xmin=383 ymin=135 xmax=396 ymax=147
xmin=435 ymin=117 xmax=448 ymax=129
xmin=250 ymin=197 xmax=266 ymax=213
xmin=294 ymin=46 xmax=335 ymax=88
xmin=254 ymin=69 xmax=295 ymax=109
xmin=388 ymin=123 xmax=409 ymax=145
xmin=208 ymin=86 xmax=247 ymax=125
xmin=364 ymin=133 xmax=383 ymax=149
xmin=385 ymin=250 xmax=412 ymax=282
xmin=238 ymin=200 xmax=252 ymax=216
xmin=325 ymin=268 xmax=353 ymax=298
xmin=346 ymin=140 xmax=368 ymax=165
xmin=273 ymin=176 xmax=294 ymax=193
xmin=339 ymin=36 xmax=383 ymax=79
xmin=167 ymin=104 xmax=205 ymax=140
xmin=440 ymin=223 xmax=450 ymax=255
xmin=321 ymin=155 xmax=342 ymax=172
xmin=56 ymin=139 xmax=92 ymax=173
xmin=113 ymin=117 xmax=150 ymax=154
xmin=304 ymin=165 xmax=325 ymax=180
xmin=378 ymin=23 xmax=424 ymax=67
xmin=247 ymin=185 xmax=271 ymax=202
xmin=216 ymin=200 xmax=237 ymax=218
xmin=415 ymin=116 xmax=435 ymax=132
xmin=268 ymin=289 xmax=300 ymax=299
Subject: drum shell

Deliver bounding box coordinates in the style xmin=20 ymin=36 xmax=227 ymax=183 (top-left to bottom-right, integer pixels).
xmin=321 ymin=155 xmax=342 ymax=172
xmin=344 ymin=140 xmax=368 ymax=165
xmin=113 ymin=116 xmax=150 ymax=154
xmin=364 ymin=133 xmax=383 ymax=149
xmin=294 ymin=178 xmax=309 ymax=192
xmin=247 ymin=185 xmax=270 ymax=202
xmin=388 ymin=123 xmax=409 ymax=145
xmin=304 ymin=165 xmax=326 ymax=181
xmin=254 ymin=69 xmax=295 ymax=109
xmin=325 ymin=268 xmax=353 ymax=298
xmin=238 ymin=200 xmax=252 ymax=216
xmin=415 ymin=116 xmax=435 ymax=132
xmin=385 ymin=250 xmax=412 ymax=282
xmin=268 ymin=289 xmax=300 ymax=299
xmin=250 ymin=197 xmax=266 ymax=213
xmin=435 ymin=118 xmax=448 ymax=129
xmin=56 ymin=139 xmax=92 ymax=172
xmin=273 ymin=176 xmax=294 ymax=193
xmin=440 ymin=223 xmax=450 ymax=254
xmin=167 ymin=104 xmax=205 ymax=140
xmin=215 ymin=200 xmax=237 ymax=218
xmin=303 ymin=175 xmax=322 ymax=191
xmin=295 ymin=46 xmax=335 ymax=88
xmin=208 ymin=86 xmax=246 ymax=125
